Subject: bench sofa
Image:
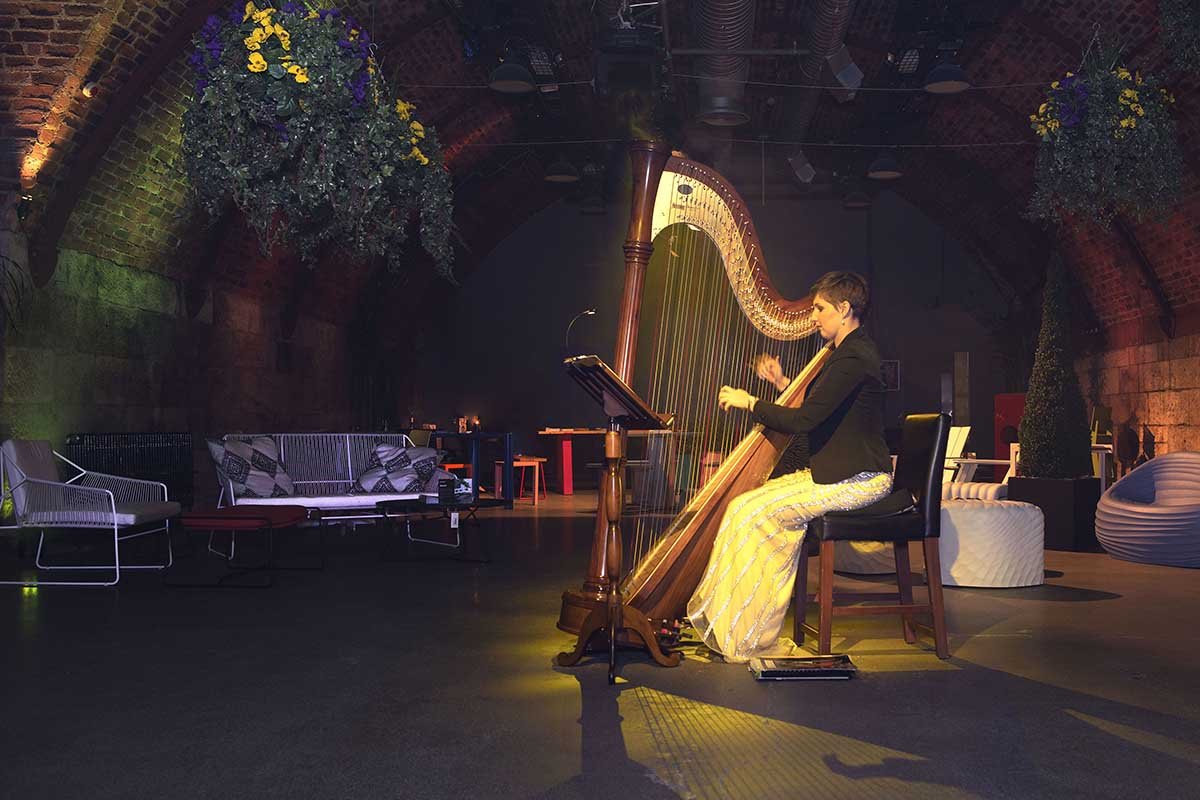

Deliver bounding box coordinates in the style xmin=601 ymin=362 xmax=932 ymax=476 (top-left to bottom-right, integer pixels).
xmin=212 ymin=433 xmax=427 ymax=522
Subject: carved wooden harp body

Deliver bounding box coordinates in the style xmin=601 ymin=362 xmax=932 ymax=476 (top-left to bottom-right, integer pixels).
xmin=557 ymin=141 xmax=830 ymax=642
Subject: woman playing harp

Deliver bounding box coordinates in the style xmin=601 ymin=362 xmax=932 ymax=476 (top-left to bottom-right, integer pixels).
xmin=687 ymin=271 xmax=894 ymax=663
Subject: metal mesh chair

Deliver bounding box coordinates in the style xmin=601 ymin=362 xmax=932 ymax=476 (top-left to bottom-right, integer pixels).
xmin=1 ymin=439 xmax=179 ymax=587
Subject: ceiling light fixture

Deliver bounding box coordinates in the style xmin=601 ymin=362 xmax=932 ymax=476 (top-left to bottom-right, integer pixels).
xmin=923 ymin=63 xmax=970 ymax=95
xmin=544 ymin=157 xmax=580 ymax=183
xmin=867 ymin=152 xmax=902 ymax=180
xmin=488 ymin=61 xmax=536 ymax=94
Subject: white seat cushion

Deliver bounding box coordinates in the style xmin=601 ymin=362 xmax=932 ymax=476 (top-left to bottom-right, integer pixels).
xmin=234 ymin=493 xmax=418 ymax=509
xmin=24 ymin=501 xmax=181 ymax=528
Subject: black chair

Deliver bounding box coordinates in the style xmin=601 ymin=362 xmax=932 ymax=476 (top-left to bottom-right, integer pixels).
xmin=794 ymin=412 xmax=952 ymax=659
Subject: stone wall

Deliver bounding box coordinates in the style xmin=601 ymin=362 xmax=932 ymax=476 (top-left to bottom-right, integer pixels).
xmin=1 ymin=247 xmax=359 ymax=506
xmin=1079 ymin=332 xmax=1200 ymax=460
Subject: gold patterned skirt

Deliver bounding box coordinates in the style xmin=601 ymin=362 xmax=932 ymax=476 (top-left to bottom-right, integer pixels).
xmin=686 ymin=468 xmax=893 ymax=663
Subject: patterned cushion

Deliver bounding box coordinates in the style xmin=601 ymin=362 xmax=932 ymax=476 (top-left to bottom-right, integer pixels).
xmin=207 ymin=437 xmax=295 ymax=498
xmin=351 ymin=444 xmax=443 ymax=494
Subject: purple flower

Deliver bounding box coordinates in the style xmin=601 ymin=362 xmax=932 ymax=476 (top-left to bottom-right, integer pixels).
xmin=202 ymin=14 xmax=223 ymax=38
xmin=195 ymin=78 xmax=210 ymax=94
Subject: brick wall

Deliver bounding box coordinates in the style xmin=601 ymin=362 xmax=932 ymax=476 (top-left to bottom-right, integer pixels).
xmin=59 ymin=50 xmax=192 ymax=271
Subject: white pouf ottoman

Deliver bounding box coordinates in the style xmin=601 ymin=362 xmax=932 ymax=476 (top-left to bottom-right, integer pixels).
xmin=939 ymin=498 xmax=1044 ymax=587
xmin=833 ymin=540 xmax=903 ymax=574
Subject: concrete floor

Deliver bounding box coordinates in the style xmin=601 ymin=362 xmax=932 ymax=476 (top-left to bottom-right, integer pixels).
xmin=2 ymin=492 xmax=1199 ymax=799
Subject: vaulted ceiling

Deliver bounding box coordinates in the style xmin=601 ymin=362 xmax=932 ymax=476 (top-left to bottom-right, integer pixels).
xmin=2 ymin=0 xmax=1198 ymax=348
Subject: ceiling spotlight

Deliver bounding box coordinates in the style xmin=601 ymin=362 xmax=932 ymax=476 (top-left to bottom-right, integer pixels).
xmin=81 ymin=81 xmax=99 ymax=98
xmin=896 ymin=48 xmax=920 ymax=75
xmin=923 ymin=63 xmax=970 ymax=95
xmin=488 ymin=61 xmax=536 ymax=94
xmin=544 ymin=157 xmax=579 ymax=183
xmin=787 ymin=150 xmax=816 ymax=184
xmin=867 ymin=152 xmax=902 ymax=180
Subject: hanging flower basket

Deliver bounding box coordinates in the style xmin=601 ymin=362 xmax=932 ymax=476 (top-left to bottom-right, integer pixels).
xmin=1027 ymin=44 xmax=1182 ymax=227
xmin=181 ymin=2 xmax=454 ymax=277
xmin=1160 ymin=0 xmax=1200 ymax=74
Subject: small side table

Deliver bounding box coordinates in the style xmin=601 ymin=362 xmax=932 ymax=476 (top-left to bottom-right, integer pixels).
xmin=168 ymin=505 xmax=312 ymax=587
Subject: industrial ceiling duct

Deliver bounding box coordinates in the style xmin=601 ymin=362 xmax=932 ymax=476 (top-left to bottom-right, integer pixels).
xmin=693 ymin=0 xmax=755 ymax=126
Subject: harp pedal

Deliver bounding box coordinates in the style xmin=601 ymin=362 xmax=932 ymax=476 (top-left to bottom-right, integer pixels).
xmin=656 ymin=619 xmax=683 ymax=648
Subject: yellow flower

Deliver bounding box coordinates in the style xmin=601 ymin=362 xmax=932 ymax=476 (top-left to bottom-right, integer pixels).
xmin=307 ymin=10 xmax=319 ymax=19
xmin=287 ymin=63 xmax=301 ymax=73
xmin=1116 ymin=67 xmax=1131 ymax=81
xmin=253 ymin=8 xmax=275 ymax=25
xmin=409 ymin=121 xmax=425 ymax=139
xmin=293 ymin=69 xmax=309 ymax=84
xmin=1038 ymin=102 xmax=1049 ymax=114
xmin=1133 ymin=104 xmax=1144 ymax=116
xmin=1047 ymin=119 xmax=1060 ymax=131
xmin=409 ymin=146 xmax=430 ymax=166
xmin=244 ymin=1 xmax=259 ymax=22
xmin=244 ymin=38 xmax=261 ymax=51
xmin=247 ymin=52 xmax=267 ymax=72
xmin=1065 ymin=71 xmax=1074 ymax=77
xmin=1051 ymin=81 xmax=1060 ymax=89
xmin=395 ymin=99 xmax=415 ymax=120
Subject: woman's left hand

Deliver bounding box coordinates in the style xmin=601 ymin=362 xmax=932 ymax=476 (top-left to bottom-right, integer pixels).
xmin=719 ymin=386 xmax=756 ymax=412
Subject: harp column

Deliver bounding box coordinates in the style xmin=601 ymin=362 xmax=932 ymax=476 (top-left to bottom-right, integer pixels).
xmin=557 ymin=141 xmax=673 ymax=633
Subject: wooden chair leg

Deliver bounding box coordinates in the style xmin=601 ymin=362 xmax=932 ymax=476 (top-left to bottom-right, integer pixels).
xmin=894 ymin=541 xmax=917 ymax=644
xmin=818 ymin=539 xmax=835 ymax=655
xmin=793 ymin=543 xmax=810 ymax=644
xmin=923 ymin=537 xmax=950 ymax=659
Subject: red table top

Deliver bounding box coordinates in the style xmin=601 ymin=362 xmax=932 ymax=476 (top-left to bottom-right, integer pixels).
xmin=179 ymin=505 xmax=310 ymax=530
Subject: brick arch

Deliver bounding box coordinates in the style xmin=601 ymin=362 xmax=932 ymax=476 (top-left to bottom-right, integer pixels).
xmin=19 ymin=0 xmax=231 ymax=284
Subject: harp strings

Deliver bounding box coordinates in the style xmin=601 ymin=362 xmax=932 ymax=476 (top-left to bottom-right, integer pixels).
xmin=628 ymin=169 xmax=821 ymax=568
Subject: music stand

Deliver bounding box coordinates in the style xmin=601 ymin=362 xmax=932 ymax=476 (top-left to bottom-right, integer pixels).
xmin=556 ymin=355 xmax=680 ymax=683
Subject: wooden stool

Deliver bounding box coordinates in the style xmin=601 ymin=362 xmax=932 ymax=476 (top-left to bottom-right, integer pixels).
xmin=495 ymin=456 xmax=548 ymax=505
xmin=441 ymin=462 xmax=473 ymax=478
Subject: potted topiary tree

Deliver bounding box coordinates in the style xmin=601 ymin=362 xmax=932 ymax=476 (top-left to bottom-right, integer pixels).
xmin=1008 ymin=256 xmax=1101 ymax=550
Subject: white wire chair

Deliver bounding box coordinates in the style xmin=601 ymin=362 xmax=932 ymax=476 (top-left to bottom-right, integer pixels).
xmin=0 ymin=439 xmax=179 ymax=587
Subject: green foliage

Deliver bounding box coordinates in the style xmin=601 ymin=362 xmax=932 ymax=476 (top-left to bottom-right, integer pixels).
xmin=1018 ymin=257 xmax=1093 ymax=479
xmin=1027 ymin=43 xmax=1182 ymax=227
xmin=1160 ymin=0 xmax=1200 ymax=74
xmin=180 ymin=2 xmax=454 ymax=278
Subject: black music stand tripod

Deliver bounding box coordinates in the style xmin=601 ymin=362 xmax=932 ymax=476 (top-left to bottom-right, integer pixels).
xmin=555 ymin=356 xmax=681 ymax=683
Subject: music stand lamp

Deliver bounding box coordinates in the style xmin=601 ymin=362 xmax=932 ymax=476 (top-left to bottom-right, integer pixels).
xmin=555 ymin=355 xmax=681 ymax=683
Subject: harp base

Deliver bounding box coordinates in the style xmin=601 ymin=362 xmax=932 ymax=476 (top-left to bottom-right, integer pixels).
xmin=556 ymin=587 xmax=606 ymax=635
xmin=555 ymin=601 xmax=682 ymax=676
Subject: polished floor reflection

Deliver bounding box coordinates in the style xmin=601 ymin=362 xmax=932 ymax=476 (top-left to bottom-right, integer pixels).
xmin=2 ymin=493 xmax=1199 ymax=799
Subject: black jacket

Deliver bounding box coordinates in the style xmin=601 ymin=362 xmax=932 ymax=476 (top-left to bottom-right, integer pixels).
xmin=751 ymin=327 xmax=891 ymax=484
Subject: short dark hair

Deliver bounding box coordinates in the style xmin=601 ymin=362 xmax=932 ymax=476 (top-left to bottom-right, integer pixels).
xmin=810 ymin=271 xmax=869 ymax=319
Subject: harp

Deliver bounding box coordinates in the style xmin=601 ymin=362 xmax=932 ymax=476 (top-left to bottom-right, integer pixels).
xmin=556 ymin=141 xmax=830 ymax=663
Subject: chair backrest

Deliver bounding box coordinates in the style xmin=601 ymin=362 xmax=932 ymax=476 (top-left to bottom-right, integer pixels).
xmin=2 ymin=439 xmax=59 ymax=520
xmin=943 ymin=425 xmax=971 ymax=484
xmin=408 ymin=429 xmax=433 ymax=447
xmin=892 ymin=413 xmax=952 ymax=538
